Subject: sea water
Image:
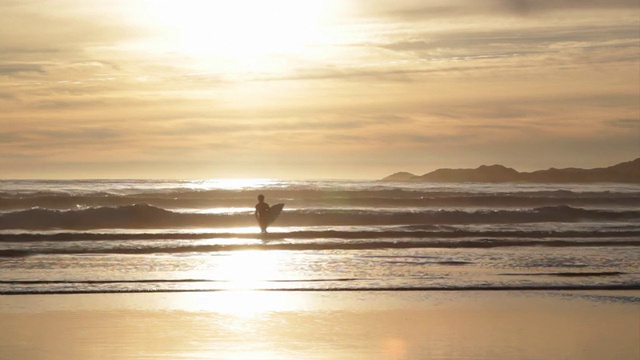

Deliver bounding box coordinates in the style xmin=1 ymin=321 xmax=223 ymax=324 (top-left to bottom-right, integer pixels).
xmin=0 ymin=179 xmax=639 ymax=294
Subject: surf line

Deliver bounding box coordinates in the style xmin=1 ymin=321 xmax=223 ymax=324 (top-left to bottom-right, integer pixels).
xmin=2 ymin=284 xmax=640 ymax=296
xmin=2 ymin=239 xmax=640 ymax=258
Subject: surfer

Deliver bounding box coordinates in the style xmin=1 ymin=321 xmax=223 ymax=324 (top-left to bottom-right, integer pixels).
xmin=255 ymin=194 xmax=270 ymax=233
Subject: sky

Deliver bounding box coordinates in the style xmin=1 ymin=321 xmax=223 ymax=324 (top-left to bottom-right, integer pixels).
xmin=1 ymin=0 xmax=639 ymax=179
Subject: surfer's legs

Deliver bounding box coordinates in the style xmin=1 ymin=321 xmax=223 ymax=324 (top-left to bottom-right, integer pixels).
xmin=258 ymin=220 xmax=268 ymax=233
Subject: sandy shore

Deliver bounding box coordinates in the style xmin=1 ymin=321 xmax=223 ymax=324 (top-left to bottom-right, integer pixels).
xmin=1 ymin=290 xmax=638 ymax=360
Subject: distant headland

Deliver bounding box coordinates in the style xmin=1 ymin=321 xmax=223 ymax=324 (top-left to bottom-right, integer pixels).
xmin=382 ymin=158 xmax=640 ymax=183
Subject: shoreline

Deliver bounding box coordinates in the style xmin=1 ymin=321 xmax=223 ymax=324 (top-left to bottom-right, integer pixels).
xmin=2 ymin=284 xmax=640 ymax=296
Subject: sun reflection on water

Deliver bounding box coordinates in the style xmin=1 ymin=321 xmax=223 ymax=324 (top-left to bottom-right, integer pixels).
xmin=168 ymin=250 xmax=303 ymax=318
xmin=187 ymin=179 xmax=277 ymax=190
xmin=215 ymin=250 xmax=286 ymax=291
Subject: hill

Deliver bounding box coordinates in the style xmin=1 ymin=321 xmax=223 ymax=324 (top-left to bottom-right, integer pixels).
xmin=381 ymin=158 xmax=640 ymax=183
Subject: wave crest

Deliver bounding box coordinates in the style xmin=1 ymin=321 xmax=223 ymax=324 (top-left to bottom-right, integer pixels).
xmin=1 ymin=204 xmax=638 ymax=230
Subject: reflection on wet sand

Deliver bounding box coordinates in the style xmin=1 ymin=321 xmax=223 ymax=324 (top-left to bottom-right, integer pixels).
xmin=0 ymin=291 xmax=638 ymax=360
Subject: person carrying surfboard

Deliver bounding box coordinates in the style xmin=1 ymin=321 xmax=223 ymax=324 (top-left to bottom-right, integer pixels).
xmin=255 ymin=194 xmax=270 ymax=233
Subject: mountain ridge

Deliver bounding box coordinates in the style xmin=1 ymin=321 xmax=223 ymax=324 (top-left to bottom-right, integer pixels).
xmin=382 ymin=158 xmax=640 ymax=183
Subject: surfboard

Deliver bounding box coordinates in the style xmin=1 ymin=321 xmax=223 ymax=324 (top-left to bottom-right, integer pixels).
xmin=266 ymin=203 xmax=284 ymax=225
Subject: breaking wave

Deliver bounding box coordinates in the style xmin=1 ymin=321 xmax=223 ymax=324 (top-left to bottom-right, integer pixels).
xmin=2 ymin=189 xmax=639 ymax=211
xmin=1 ymin=204 xmax=639 ymax=230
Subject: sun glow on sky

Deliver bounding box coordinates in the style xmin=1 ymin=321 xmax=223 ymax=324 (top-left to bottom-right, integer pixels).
xmin=135 ymin=0 xmax=347 ymax=75
xmin=149 ymin=1 xmax=337 ymax=54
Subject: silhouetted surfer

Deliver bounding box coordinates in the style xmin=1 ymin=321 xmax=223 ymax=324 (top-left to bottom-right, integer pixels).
xmin=255 ymin=194 xmax=270 ymax=233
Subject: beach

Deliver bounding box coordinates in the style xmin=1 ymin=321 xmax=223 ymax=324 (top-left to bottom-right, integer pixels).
xmin=1 ymin=290 xmax=638 ymax=360
xmin=1 ymin=179 xmax=639 ymax=359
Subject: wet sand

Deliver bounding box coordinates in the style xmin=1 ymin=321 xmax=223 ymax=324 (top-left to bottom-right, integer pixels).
xmin=1 ymin=291 xmax=638 ymax=360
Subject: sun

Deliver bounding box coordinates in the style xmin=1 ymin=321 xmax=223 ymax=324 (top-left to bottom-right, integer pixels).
xmin=144 ymin=0 xmax=342 ymax=61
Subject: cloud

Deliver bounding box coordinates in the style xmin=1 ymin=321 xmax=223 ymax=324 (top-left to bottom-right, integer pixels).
xmin=606 ymin=118 xmax=640 ymax=129
xmin=376 ymin=24 xmax=639 ymax=54
xmin=358 ymin=0 xmax=640 ymax=20
xmin=0 ymin=126 xmax=123 ymax=148
xmin=0 ymin=1 xmax=145 ymax=59
xmin=0 ymin=64 xmax=46 ymax=76
xmin=263 ymin=62 xmax=517 ymax=83
xmin=0 ymin=91 xmax=16 ymax=101
xmin=261 ymin=20 xmax=637 ymax=85
xmin=496 ymin=0 xmax=639 ymax=15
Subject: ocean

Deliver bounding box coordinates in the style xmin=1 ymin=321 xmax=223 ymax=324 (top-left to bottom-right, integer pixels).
xmin=1 ymin=179 xmax=639 ymax=295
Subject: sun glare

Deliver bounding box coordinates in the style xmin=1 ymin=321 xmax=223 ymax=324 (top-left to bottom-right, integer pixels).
xmin=216 ymin=250 xmax=285 ymax=291
xmin=144 ymin=0 xmax=344 ymax=63
xmin=197 ymin=250 xmax=293 ymax=317
xmin=187 ymin=178 xmax=276 ymax=190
